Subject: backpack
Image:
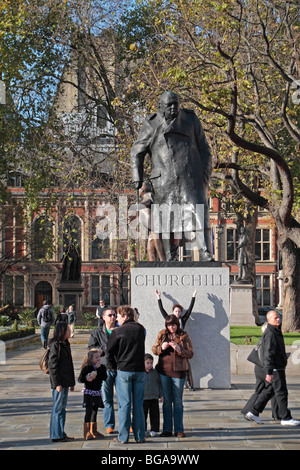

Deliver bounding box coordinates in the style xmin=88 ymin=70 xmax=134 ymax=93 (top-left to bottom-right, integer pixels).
xmin=39 ymin=343 xmax=60 ymax=374
xmin=42 ymin=306 xmax=52 ymax=323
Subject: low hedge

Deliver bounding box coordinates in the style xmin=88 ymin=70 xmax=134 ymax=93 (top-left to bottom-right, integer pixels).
xmin=0 ymin=327 xmax=36 ymax=342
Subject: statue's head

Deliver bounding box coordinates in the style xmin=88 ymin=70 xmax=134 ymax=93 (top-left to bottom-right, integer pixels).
xmin=158 ymin=91 xmax=180 ymax=122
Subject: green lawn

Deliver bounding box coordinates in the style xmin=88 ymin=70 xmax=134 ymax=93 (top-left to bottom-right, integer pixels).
xmin=230 ymin=326 xmax=300 ymax=346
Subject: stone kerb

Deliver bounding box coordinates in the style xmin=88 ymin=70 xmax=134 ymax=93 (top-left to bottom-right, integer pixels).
xmin=131 ymin=262 xmax=231 ymax=389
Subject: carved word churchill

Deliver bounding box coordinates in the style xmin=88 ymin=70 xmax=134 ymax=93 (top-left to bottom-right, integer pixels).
xmin=134 ymin=273 xmax=228 ymax=287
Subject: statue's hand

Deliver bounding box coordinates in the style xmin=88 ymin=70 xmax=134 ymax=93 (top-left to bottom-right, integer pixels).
xmin=133 ymin=181 xmax=142 ymax=190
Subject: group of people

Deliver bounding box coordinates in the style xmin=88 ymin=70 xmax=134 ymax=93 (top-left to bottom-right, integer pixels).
xmin=46 ymin=295 xmax=299 ymax=444
xmin=46 ymin=292 xmax=197 ymax=443
xmin=37 ymin=300 xmax=76 ymax=349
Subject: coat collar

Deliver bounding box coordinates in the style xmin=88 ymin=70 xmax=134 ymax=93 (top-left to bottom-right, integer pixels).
xmin=156 ymin=109 xmax=191 ymax=137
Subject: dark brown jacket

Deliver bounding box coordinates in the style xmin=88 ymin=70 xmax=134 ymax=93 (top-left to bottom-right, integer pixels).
xmin=152 ymin=328 xmax=194 ymax=372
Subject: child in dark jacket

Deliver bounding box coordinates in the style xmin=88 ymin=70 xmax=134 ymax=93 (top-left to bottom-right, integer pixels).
xmin=143 ymin=353 xmax=163 ymax=436
xmin=78 ymin=348 xmax=107 ymax=440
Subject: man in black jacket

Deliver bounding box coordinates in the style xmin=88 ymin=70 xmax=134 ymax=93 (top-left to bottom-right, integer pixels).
xmin=245 ymin=310 xmax=300 ymax=426
xmin=88 ymin=307 xmax=117 ymax=434
xmin=106 ymin=306 xmax=146 ymax=444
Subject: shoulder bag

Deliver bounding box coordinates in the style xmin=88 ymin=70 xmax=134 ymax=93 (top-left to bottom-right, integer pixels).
xmin=247 ymin=337 xmax=263 ymax=367
xmin=39 ymin=342 xmax=60 ymax=374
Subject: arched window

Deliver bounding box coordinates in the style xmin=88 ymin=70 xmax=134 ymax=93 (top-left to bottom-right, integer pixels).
xmin=62 ymin=215 xmax=81 ymax=253
xmin=32 ymin=216 xmax=53 ymax=260
xmin=91 ymin=218 xmax=110 ymax=260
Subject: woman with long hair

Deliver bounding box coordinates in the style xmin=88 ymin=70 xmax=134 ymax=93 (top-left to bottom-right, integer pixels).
xmin=152 ymin=314 xmax=194 ymax=438
xmin=48 ymin=322 xmax=75 ymax=442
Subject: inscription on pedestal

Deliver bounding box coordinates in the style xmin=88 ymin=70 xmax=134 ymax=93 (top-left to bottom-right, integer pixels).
xmin=131 ymin=265 xmax=231 ymax=389
xmin=134 ymin=273 xmax=228 ymax=287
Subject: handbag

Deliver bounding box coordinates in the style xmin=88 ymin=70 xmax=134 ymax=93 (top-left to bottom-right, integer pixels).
xmin=39 ymin=348 xmax=50 ymax=374
xmin=39 ymin=342 xmax=60 ymax=374
xmin=247 ymin=337 xmax=263 ymax=367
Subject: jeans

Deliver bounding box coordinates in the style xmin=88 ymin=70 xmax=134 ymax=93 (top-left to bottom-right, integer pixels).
xmin=40 ymin=325 xmax=51 ymax=346
xmin=101 ymin=370 xmax=116 ymax=430
xmin=50 ymin=387 xmax=69 ymax=440
xmin=159 ymin=374 xmax=185 ymax=434
xmin=115 ymin=370 xmax=146 ymax=443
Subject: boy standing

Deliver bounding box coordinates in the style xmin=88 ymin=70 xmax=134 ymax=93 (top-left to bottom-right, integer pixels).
xmin=143 ymin=353 xmax=163 ymax=436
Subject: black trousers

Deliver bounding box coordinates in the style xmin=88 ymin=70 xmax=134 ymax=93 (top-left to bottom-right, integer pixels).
xmin=251 ymin=369 xmax=292 ymax=421
xmin=241 ymin=365 xmax=280 ymax=419
xmin=143 ymin=399 xmax=160 ymax=432
xmin=83 ymin=394 xmax=103 ymax=423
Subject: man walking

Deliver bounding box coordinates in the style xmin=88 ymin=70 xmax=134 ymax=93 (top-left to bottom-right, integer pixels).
xmin=37 ymin=300 xmax=54 ymax=348
xmin=96 ymin=299 xmax=107 ymax=328
xmin=67 ymin=305 xmax=76 ymax=338
xmin=88 ymin=307 xmax=117 ymax=435
xmin=106 ymin=306 xmax=146 ymax=444
xmin=246 ymin=310 xmax=300 ymax=426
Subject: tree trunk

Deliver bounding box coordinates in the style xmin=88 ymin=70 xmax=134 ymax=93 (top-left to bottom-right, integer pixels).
xmin=279 ymin=237 xmax=300 ymax=332
xmin=244 ymin=209 xmax=261 ymax=326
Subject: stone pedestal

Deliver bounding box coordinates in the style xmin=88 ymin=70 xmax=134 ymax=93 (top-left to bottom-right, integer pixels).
xmin=230 ymin=282 xmax=254 ymax=325
xmin=131 ymin=262 xmax=230 ymax=389
xmin=57 ymin=280 xmax=84 ymax=317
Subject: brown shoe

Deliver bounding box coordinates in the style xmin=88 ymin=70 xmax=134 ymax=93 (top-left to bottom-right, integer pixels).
xmin=90 ymin=422 xmax=104 ymax=439
xmin=106 ymin=427 xmax=114 ymax=434
xmin=84 ymin=423 xmax=93 ymax=440
xmin=175 ymin=432 xmax=185 ymax=438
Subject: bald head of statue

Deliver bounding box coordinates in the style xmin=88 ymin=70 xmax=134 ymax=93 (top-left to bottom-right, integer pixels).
xmin=158 ymin=91 xmax=180 ymax=123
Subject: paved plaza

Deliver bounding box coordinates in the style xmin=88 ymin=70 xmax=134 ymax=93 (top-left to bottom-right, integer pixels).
xmin=1 ymin=330 xmax=300 ymax=452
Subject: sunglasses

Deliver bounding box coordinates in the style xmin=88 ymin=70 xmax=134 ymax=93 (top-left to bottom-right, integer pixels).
xmin=106 ymin=313 xmax=116 ymax=317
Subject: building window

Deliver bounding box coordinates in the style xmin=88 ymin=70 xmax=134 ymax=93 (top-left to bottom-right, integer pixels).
xmin=91 ymin=275 xmax=111 ymax=305
xmin=3 ymin=275 xmax=24 ymax=306
xmin=7 ymin=171 xmax=25 ymax=187
xmin=120 ymin=274 xmax=129 ymax=305
xmin=256 ymin=275 xmax=271 ymax=306
xmin=226 ymin=228 xmax=238 ymax=261
xmin=63 ymin=215 xmax=81 ymax=252
xmin=92 ymin=238 xmax=110 ymax=260
xmin=116 ymin=239 xmax=128 ymax=261
xmin=255 ymin=229 xmax=271 ymax=261
xmin=32 ymin=216 xmax=53 ymax=260
xmin=3 ymin=205 xmax=24 ymax=259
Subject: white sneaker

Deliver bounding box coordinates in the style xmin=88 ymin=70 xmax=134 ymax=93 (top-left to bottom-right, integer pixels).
xmin=149 ymin=431 xmax=157 ymax=437
xmin=245 ymin=411 xmax=263 ymax=424
xmin=281 ymin=419 xmax=300 ymax=426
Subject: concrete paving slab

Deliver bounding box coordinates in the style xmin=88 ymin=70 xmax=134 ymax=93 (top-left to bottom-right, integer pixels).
xmin=1 ymin=331 xmax=300 ymax=453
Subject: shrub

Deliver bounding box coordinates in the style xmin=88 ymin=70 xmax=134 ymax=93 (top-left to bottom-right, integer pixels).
xmin=18 ymin=308 xmax=37 ymax=327
xmin=83 ymin=312 xmax=97 ymax=327
xmin=0 ymin=327 xmax=35 ymax=342
xmin=0 ymin=315 xmax=11 ymax=327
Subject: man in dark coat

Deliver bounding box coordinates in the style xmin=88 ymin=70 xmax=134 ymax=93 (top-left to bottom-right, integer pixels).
xmin=130 ymin=91 xmax=213 ymax=261
xmin=106 ymin=306 xmax=146 ymax=443
xmin=245 ymin=310 xmax=300 ymax=426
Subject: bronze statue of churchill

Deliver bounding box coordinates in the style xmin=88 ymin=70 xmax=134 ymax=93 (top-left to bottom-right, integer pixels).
xmin=130 ymin=91 xmax=213 ymax=261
